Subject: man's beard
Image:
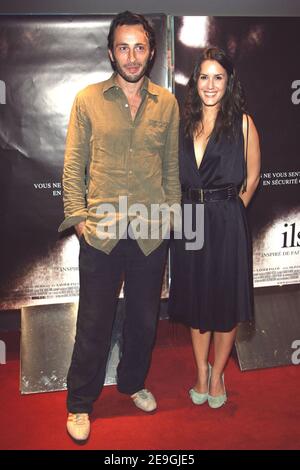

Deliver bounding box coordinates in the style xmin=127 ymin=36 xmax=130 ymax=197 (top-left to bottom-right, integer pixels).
xmin=112 ymin=54 xmax=151 ymax=83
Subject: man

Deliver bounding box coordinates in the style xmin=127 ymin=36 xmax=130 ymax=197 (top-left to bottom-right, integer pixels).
xmin=59 ymin=11 xmax=180 ymax=442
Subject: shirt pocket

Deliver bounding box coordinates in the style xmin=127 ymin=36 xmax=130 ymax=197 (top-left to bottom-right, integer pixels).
xmin=144 ymin=119 xmax=169 ymax=151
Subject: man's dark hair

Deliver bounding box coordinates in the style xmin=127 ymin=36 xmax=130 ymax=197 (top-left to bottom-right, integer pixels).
xmin=107 ymin=11 xmax=156 ymax=71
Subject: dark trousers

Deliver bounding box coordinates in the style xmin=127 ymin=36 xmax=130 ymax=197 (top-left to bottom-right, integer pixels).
xmin=67 ymin=235 xmax=168 ymax=413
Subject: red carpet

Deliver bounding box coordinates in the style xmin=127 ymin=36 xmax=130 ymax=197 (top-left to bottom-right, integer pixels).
xmin=0 ymin=325 xmax=299 ymax=450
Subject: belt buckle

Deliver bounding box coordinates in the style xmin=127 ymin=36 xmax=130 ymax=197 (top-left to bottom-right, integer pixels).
xmin=200 ymin=189 xmax=204 ymax=203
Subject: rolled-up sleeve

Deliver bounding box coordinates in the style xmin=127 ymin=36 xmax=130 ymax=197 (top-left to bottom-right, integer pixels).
xmin=58 ymin=93 xmax=91 ymax=232
xmin=162 ymin=98 xmax=181 ymax=207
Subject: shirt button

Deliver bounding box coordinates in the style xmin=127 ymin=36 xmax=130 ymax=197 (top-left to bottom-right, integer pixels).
xmin=129 ymin=148 xmax=133 ymax=152
xmin=125 ymin=103 xmax=129 ymax=108
xmin=129 ymin=170 xmax=133 ymax=175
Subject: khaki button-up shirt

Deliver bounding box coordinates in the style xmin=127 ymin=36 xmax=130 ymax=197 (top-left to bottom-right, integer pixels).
xmin=58 ymin=73 xmax=181 ymax=255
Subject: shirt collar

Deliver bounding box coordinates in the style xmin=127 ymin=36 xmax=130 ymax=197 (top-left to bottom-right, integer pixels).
xmin=103 ymin=73 xmax=159 ymax=97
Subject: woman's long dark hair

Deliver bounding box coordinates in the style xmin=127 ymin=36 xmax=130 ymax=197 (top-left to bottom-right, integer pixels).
xmin=184 ymin=47 xmax=247 ymax=141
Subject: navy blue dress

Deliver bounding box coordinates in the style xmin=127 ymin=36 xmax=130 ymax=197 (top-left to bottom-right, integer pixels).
xmin=168 ymin=116 xmax=253 ymax=332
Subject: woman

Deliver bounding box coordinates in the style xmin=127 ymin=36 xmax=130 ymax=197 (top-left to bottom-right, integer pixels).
xmin=168 ymin=47 xmax=261 ymax=408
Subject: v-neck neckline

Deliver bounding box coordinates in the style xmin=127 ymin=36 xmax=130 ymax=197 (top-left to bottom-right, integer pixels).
xmin=192 ymin=128 xmax=215 ymax=171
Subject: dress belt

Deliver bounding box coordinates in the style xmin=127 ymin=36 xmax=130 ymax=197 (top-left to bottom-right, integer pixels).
xmin=182 ymin=185 xmax=238 ymax=203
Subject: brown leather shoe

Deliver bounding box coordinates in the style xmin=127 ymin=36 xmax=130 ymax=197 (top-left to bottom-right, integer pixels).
xmin=67 ymin=413 xmax=90 ymax=442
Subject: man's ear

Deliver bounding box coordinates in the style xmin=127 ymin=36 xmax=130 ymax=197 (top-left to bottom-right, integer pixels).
xmin=108 ymin=49 xmax=114 ymax=62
